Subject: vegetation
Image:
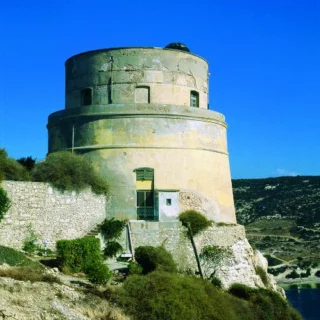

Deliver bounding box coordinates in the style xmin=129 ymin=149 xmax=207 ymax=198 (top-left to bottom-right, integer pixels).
xmin=0 ymin=148 xmax=30 ymax=181
xmin=255 ymin=266 xmax=269 ymax=287
xmin=233 ymin=176 xmax=320 ymax=225
xmin=228 ymin=283 xmax=302 ymax=320
xmin=199 ymin=245 xmax=232 ymax=280
xmin=115 ymin=272 xmax=301 ymax=320
xmin=179 ymin=210 xmax=212 ymax=236
xmin=32 ymin=151 xmax=108 ymax=194
xmin=134 ymin=246 xmax=177 ymax=274
xmin=17 ymin=156 xmax=36 ymax=172
xmin=99 ymin=218 xmax=126 ymax=258
xmin=0 ymin=266 xmax=60 ymax=283
xmin=0 ymin=245 xmax=42 ymax=268
xmin=233 ymin=176 xmax=320 ymax=276
xmin=56 ymin=237 xmax=111 ymax=284
xmin=0 ymin=187 xmax=11 ymax=222
xmin=22 ymin=224 xmax=42 ymax=254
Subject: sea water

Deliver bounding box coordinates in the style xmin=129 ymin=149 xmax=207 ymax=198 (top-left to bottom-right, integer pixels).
xmin=285 ymin=287 xmax=320 ymax=320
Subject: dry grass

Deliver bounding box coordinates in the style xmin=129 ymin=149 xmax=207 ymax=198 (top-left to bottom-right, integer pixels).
xmin=0 ymin=267 xmax=61 ymax=284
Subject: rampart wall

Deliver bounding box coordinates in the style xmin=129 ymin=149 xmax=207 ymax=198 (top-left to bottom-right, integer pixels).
xmin=0 ymin=181 xmax=106 ymax=250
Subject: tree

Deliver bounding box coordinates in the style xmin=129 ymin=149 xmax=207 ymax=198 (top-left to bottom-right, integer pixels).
xmin=0 ymin=148 xmax=30 ymax=181
xmin=17 ymin=156 xmax=36 ymax=172
xmin=199 ymin=245 xmax=232 ymax=280
xmin=32 ymin=151 xmax=108 ymax=194
xmin=0 ymin=187 xmax=11 ymax=222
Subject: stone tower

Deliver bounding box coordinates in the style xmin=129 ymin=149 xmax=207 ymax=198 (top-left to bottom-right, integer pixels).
xmin=48 ymin=43 xmax=236 ymax=223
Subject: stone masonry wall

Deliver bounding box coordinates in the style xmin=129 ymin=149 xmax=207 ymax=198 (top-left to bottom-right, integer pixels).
xmin=128 ymin=221 xmax=280 ymax=291
xmin=0 ymin=181 xmax=107 ymax=250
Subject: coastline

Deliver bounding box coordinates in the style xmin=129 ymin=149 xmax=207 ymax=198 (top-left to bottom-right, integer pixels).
xmin=277 ymin=276 xmax=320 ymax=290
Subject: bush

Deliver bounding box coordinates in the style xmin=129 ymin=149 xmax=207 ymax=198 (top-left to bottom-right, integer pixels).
xmin=32 ymin=151 xmax=108 ymax=194
xmin=0 ymin=187 xmax=11 ymax=221
xmin=22 ymin=224 xmax=42 ymax=254
xmin=315 ymin=270 xmax=320 ymax=277
xmin=179 ymin=210 xmax=212 ymax=236
xmin=16 ymin=156 xmax=36 ymax=172
xmin=100 ymin=218 xmax=126 ymax=240
xmin=128 ymin=261 xmax=143 ymax=275
xmin=228 ymin=283 xmax=256 ymax=300
xmin=286 ymin=269 xmax=300 ymax=279
xmin=210 ymin=276 xmax=223 ymax=288
xmin=0 ymin=149 xmax=30 ymax=181
xmin=228 ymin=284 xmax=302 ymax=320
xmin=85 ymin=262 xmax=112 ymax=285
xmin=103 ymin=241 xmax=123 ymax=258
xmin=57 ymin=237 xmax=111 ymax=284
xmin=115 ymin=271 xmax=252 ymax=320
xmin=100 ymin=218 xmax=126 ymax=258
xmin=134 ymin=246 xmax=177 ymax=274
xmin=57 ymin=237 xmax=103 ymax=273
xmin=255 ymin=266 xmax=269 ymax=287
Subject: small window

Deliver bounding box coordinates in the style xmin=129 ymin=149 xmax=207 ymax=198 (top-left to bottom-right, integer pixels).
xmin=166 ymin=199 xmax=172 ymax=206
xmin=81 ymin=88 xmax=92 ymax=106
xmin=190 ymin=91 xmax=199 ymax=108
xmin=135 ymin=86 xmax=150 ymax=103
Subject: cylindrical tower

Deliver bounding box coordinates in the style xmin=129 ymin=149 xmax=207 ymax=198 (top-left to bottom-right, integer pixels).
xmin=48 ymin=44 xmax=236 ymax=223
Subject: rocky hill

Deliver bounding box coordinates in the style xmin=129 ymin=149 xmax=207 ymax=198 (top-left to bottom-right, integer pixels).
xmin=232 ymin=176 xmax=320 ymax=283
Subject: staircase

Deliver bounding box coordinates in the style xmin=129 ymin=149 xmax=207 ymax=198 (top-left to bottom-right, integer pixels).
xmin=84 ymin=223 xmax=103 ymax=238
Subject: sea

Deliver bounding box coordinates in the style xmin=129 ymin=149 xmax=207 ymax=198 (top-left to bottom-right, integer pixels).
xmin=285 ymin=287 xmax=320 ymax=320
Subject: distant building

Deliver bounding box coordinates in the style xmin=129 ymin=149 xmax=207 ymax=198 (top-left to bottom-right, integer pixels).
xmin=48 ymin=43 xmax=236 ymax=223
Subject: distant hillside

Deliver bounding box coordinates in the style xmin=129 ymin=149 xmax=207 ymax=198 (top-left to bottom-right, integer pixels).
xmin=233 ymin=176 xmax=320 ymax=228
xmin=232 ymin=176 xmax=320 ymax=281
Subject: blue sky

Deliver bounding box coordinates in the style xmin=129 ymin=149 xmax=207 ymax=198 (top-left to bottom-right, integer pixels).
xmin=0 ymin=0 xmax=319 ymax=179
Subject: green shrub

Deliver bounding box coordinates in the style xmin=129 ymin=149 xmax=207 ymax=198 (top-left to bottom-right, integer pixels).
xmin=0 ymin=245 xmax=42 ymax=268
xmin=179 ymin=210 xmax=212 ymax=236
xmin=0 ymin=187 xmax=11 ymax=221
xmin=228 ymin=284 xmax=302 ymax=320
xmin=103 ymin=241 xmax=123 ymax=258
xmin=210 ymin=276 xmax=223 ymax=288
xmin=22 ymin=224 xmax=42 ymax=254
xmin=135 ymin=246 xmax=177 ymax=274
xmin=255 ymin=266 xmax=269 ymax=287
xmin=56 ymin=237 xmax=111 ymax=284
xmin=228 ymin=283 xmax=256 ymax=300
xmin=56 ymin=237 xmax=103 ymax=273
xmin=128 ymin=261 xmax=143 ymax=275
xmin=115 ymin=271 xmax=253 ymax=320
xmin=100 ymin=218 xmax=126 ymax=258
xmin=17 ymin=156 xmax=36 ymax=172
xmin=32 ymin=151 xmax=108 ymax=195
xmin=85 ymin=261 xmax=112 ymax=285
xmin=315 ymin=270 xmax=320 ymax=277
xmin=0 ymin=149 xmax=30 ymax=181
xmin=100 ymin=218 xmax=126 ymax=240
xmin=286 ymin=269 xmax=300 ymax=279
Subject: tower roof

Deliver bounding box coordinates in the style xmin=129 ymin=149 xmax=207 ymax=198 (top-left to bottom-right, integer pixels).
xmin=165 ymin=42 xmax=190 ymax=52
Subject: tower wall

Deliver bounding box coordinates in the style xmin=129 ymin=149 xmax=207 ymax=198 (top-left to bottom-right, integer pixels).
xmin=65 ymin=48 xmax=208 ymax=109
xmin=48 ymin=47 xmax=236 ymax=223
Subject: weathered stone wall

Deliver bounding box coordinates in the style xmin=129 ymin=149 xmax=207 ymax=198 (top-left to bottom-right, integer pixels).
xmin=0 ymin=181 xmax=107 ymax=250
xmin=65 ymin=48 xmax=208 ymax=109
xmin=127 ymin=221 xmax=280 ymax=291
